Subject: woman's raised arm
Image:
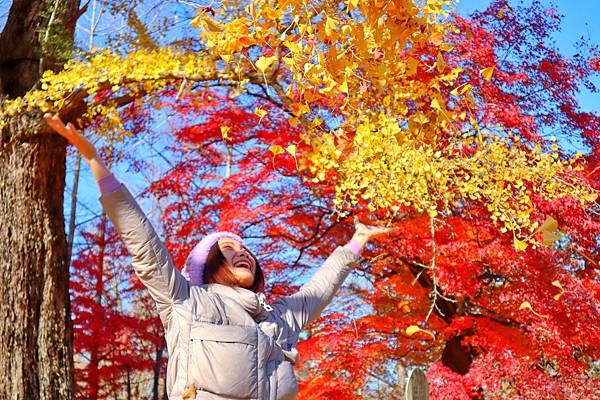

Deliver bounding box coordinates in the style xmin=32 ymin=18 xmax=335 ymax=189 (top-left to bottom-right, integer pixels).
xmin=275 ymin=217 xmax=397 ymax=333
xmin=44 ymin=114 xmax=189 ymax=327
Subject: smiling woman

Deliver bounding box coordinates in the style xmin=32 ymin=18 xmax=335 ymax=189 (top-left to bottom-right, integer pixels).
xmin=43 ymin=112 xmax=396 ymax=400
xmin=189 ymin=234 xmax=265 ymax=293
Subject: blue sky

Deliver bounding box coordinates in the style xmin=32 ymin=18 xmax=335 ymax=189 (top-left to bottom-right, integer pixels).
xmin=456 ymin=0 xmax=600 ymax=113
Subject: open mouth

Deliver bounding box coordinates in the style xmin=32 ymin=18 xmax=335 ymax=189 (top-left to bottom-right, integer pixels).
xmin=235 ymin=261 xmax=252 ymax=271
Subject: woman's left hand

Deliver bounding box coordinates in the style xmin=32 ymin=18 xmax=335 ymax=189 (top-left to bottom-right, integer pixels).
xmin=351 ymin=216 xmax=398 ymax=246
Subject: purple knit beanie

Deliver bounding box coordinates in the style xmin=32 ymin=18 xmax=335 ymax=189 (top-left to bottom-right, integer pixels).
xmin=182 ymin=231 xmax=245 ymax=285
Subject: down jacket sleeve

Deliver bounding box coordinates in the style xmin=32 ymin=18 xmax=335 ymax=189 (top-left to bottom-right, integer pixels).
xmin=275 ymin=246 xmax=362 ymax=333
xmin=99 ymin=184 xmax=189 ymax=326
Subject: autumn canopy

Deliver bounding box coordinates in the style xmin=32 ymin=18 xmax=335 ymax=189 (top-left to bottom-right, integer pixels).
xmin=0 ymin=0 xmax=598 ymax=398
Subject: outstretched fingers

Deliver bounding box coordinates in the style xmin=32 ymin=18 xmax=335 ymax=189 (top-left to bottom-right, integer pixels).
xmin=44 ymin=113 xmax=72 ymax=139
xmin=43 ymin=113 xmax=98 ymax=159
xmin=352 ymin=216 xmax=399 ymax=240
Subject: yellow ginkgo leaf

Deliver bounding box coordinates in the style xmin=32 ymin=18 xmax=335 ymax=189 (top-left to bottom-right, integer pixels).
xmin=220 ymin=126 xmax=232 ymax=142
xmin=285 ymin=144 xmax=296 ymax=157
xmin=405 ymin=325 xmax=436 ymax=340
xmin=255 ymin=108 xmax=268 ymax=124
xmin=440 ymin=43 xmax=454 ymax=52
xmin=255 ymin=56 xmax=277 ymax=73
xmin=480 ymin=66 xmax=495 ymax=82
xmin=451 ymin=83 xmax=473 ymax=97
xmin=553 ymin=293 xmax=564 ymax=301
xmin=519 ymin=301 xmax=548 ymax=318
xmin=325 ymin=15 xmax=339 ymax=37
xmin=431 ymin=98 xmax=442 ymax=111
xmin=513 ymin=237 xmax=528 ymax=252
xmin=551 ymin=280 xmax=566 ymax=300
xmin=269 ymin=145 xmax=284 ymax=156
xmin=436 ymin=52 xmax=446 ymax=73
xmin=551 ymin=280 xmax=563 ymax=290
xmin=461 ymin=84 xmax=473 ymax=95
xmin=542 ymin=231 xmax=561 ymax=246
xmin=537 ymin=216 xmax=560 ymax=246
xmin=539 ymin=216 xmax=558 ymax=232
xmin=269 ymin=145 xmax=285 ymax=171
xmin=339 ymin=78 xmax=348 ymax=94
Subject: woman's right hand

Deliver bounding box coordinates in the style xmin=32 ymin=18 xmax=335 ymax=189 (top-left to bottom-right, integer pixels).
xmin=44 ymin=113 xmax=98 ymax=160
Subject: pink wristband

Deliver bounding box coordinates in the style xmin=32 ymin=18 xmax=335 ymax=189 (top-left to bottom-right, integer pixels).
xmin=97 ymin=173 xmax=121 ymax=194
xmin=343 ymin=239 xmax=364 ymax=256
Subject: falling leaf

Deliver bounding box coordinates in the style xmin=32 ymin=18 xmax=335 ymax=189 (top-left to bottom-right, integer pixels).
xmin=255 ymin=56 xmax=277 ymax=73
xmin=519 ymin=301 xmax=548 ymax=318
xmin=286 ymin=144 xmax=296 ymax=157
xmin=269 ymin=144 xmax=284 ymax=170
xmin=538 ymin=216 xmax=560 ymax=246
xmin=480 ymin=66 xmax=495 ymax=82
xmin=552 ymin=280 xmax=566 ymax=300
xmin=220 ymin=126 xmax=232 ymax=142
xmin=405 ymin=325 xmax=436 ymax=340
xmin=255 ymin=56 xmax=278 ymax=96
xmin=539 ymin=217 xmax=558 ymax=232
xmin=431 ymin=98 xmax=442 ymax=111
xmin=513 ymin=237 xmax=528 ymax=252
xmin=269 ymin=145 xmax=284 ymax=156
xmin=255 ymin=108 xmax=268 ymax=124
xmin=551 ymin=280 xmax=563 ymax=290
xmin=440 ymin=43 xmax=454 ymax=52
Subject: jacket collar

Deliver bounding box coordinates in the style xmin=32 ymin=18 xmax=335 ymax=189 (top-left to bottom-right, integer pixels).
xmin=207 ymin=283 xmax=271 ymax=322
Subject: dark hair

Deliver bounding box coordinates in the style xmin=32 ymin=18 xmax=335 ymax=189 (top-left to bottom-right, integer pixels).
xmin=203 ymin=242 xmax=265 ymax=293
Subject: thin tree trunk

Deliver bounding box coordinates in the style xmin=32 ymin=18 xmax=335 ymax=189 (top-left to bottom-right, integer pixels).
xmin=67 ymin=154 xmax=82 ymax=262
xmin=89 ymin=213 xmax=108 ymax=399
xmin=152 ymin=339 xmax=164 ymax=400
xmin=125 ymin=365 xmax=132 ymax=400
xmin=0 ymin=0 xmax=81 ymax=398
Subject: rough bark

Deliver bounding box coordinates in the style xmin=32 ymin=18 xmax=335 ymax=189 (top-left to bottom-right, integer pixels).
xmin=0 ymin=0 xmax=81 ymax=398
xmin=0 ymin=113 xmax=74 ymax=399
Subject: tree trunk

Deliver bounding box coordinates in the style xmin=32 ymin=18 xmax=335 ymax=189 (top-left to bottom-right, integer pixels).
xmin=152 ymin=340 xmax=164 ymax=400
xmin=0 ymin=115 xmax=74 ymax=399
xmin=0 ymin=0 xmax=81 ymax=398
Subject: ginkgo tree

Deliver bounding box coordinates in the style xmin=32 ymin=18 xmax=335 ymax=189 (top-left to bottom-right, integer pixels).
xmin=2 ymin=0 xmax=596 ymax=245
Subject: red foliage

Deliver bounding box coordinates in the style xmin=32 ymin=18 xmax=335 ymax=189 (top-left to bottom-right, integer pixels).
xmin=70 ymin=218 xmax=165 ymax=399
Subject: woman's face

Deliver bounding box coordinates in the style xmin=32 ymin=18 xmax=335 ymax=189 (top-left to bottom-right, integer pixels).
xmin=217 ymin=238 xmax=256 ymax=288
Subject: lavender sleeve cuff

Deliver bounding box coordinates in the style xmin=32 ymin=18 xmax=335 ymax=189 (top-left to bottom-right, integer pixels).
xmin=97 ymin=173 xmax=122 ymax=195
xmin=343 ymin=239 xmax=364 ymax=256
